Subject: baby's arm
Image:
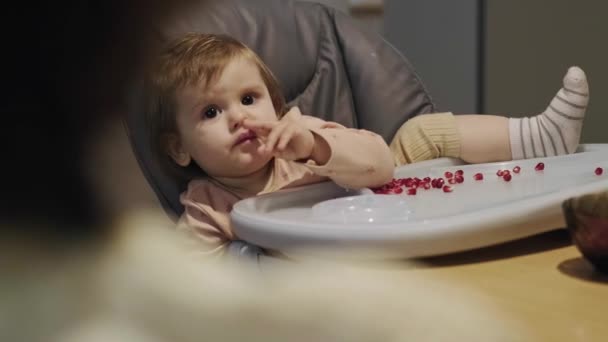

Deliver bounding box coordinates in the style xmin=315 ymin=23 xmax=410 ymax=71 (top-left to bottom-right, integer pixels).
xmin=296 ymin=113 xmax=394 ymax=189
xmin=245 ymin=107 xmax=394 ymax=189
xmin=177 ymin=185 xmax=237 ymax=258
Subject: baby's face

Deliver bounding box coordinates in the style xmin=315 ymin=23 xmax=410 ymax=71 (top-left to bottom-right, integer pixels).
xmin=171 ymin=57 xmax=278 ymax=178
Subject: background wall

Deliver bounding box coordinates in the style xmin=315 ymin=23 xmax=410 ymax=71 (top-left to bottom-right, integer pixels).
xmin=485 ymin=0 xmax=608 ymax=144
xmin=383 ymin=0 xmax=481 ymax=114
xmin=382 ymin=0 xmax=607 ymax=143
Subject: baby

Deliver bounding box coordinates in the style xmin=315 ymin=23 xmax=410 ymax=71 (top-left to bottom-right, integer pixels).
xmin=146 ymin=33 xmax=589 ymax=256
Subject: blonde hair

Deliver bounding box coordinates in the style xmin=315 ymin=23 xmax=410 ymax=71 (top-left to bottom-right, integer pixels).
xmin=145 ymin=33 xmax=286 ymax=181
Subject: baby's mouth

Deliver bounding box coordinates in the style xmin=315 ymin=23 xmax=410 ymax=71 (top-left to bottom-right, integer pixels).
xmin=234 ymin=130 xmax=258 ymax=147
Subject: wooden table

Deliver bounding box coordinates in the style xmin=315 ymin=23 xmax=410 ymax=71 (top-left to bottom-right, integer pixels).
xmin=387 ymin=230 xmax=608 ymax=341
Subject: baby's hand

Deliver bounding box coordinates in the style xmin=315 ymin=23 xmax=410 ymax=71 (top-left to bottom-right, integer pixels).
xmin=243 ymin=108 xmax=315 ymax=162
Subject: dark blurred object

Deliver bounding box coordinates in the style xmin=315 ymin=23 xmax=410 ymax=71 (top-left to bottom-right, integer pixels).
xmin=1 ymin=0 xmax=198 ymax=234
xmin=563 ymin=191 xmax=608 ymax=274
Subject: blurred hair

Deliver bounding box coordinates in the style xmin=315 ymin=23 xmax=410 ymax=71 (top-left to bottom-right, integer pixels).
xmin=1 ymin=0 xmax=199 ymax=235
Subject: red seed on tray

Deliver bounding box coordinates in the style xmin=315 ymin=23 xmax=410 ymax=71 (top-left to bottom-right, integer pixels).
xmin=595 ymin=167 xmax=604 ymax=176
xmin=445 ymin=171 xmax=453 ymax=179
xmin=473 ymin=173 xmax=484 ymax=181
xmin=407 ymin=188 xmax=417 ymax=196
xmin=442 ymin=185 xmax=453 ymax=193
xmin=455 ymin=170 xmax=464 ymax=176
xmin=503 ymin=173 xmax=512 ymax=182
xmin=535 ymin=162 xmax=545 ymax=171
xmin=513 ymin=166 xmax=521 ymax=173
xmin=496 ymin=170 xmax=504 ymax=177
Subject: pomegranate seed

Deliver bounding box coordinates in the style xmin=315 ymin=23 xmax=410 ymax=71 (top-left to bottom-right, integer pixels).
xmin=503 ymin=174 xmax=512 ymax=182
xmin=455 ymin=170 xmax=464 ymax=176
xmin=595 ymin=167 xmax=604 ymax=176
xmin=423 ymin=182 xmax=431 ymax=190
xmin=436 ymin=178 xmax=445 ymax=187
xmin=423 ymin=177 xmax=431 ymax=183
xmin=535 ymin=162 xmax=545 ymax=171
xmin=394 ymin=187 xmax=403 ymax=194
xmin=442 ymin=185 xmax=453 ymax=193
xmin=444 ymin=171 xmax=453 ymax=179
xmin=473 ymin=173 xmax=483 ymax=181
xmin=407 ymin=188 xmax=417 ymax=196
xmin=496 ymin=170 xmax=504 ymax=177
xmin=455 ymin=175 xmax=464 ymax=183
xmin=513 ymin=166 xmax=521 ymax=174
xmin=448 ymin=178 xmax=457 ymax=184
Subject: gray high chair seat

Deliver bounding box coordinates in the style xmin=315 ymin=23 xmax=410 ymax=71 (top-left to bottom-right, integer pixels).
xmin=125 ymin=0 xmax=435 ymax=262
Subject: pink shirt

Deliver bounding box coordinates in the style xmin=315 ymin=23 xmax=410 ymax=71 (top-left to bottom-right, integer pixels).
xmin=176 ymin=116 xmax=394 ymax=256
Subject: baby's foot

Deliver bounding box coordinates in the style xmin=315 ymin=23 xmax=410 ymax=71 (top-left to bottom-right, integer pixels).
xmin=509 ymin=66 xmax=589 ymax=159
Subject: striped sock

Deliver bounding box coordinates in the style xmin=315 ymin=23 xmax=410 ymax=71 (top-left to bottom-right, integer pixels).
xmin=509 ymin=66 xmax=589 ymax=159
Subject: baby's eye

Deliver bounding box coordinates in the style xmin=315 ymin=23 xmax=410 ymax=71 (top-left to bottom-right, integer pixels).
xmin=203 ymin=106 xmax=220 ymax=119
xmin=242 ymin=95 xmax=255 ymax=105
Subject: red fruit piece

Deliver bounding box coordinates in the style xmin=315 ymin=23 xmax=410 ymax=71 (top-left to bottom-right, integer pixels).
xmin=595 ymin=167 xmax=604 ymax=176
xmin=445 ymin=171 xmax=453 ymax=179
xmin=513 ymin=166 xmax=521 ymax=174
xmin=394 ymin=187 xmax=403 ymax=194
xmin=442 ymin=185 xmax=453 ymax=193
xmin=503 ymin=174 xmax=512 ymax=182
xmin=535 ymin=162 xmax=545 ymax=171
xmin=455 ymin=175 xmax=464 ymax=183
xmin=455 ymin=170 xmax=464 ymax=176
xmin=496 ymin=170 xmax=504 ymax=177
xmin=407 ymin=188 xmax=417 ymax=196
xmin=473 ymin=173 xmax=483 ymax=181
xmin=448 ymin=178 xmax=457 ymax=184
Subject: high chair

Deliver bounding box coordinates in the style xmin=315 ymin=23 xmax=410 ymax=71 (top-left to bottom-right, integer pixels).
xmin=125 ymin=0 xmax=435 ymax=262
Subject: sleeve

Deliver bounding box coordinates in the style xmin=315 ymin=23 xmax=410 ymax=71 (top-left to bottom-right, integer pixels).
xmin=176 ymin=195 xmax=235 ymax=259
xmin=299 ymin=115 xmax=395 ymax=189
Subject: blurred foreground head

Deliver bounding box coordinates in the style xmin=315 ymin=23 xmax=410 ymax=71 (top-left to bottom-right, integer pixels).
xmin=2 ymin=0 xmax=200 ymax=235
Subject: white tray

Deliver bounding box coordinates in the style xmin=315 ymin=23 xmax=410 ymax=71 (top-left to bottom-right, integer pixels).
xmin=231 ymin=144 xmax=608 ymax=259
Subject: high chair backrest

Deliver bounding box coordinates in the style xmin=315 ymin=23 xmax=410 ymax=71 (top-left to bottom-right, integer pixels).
xmin=125 ymin=0 xmax=435 ymax=218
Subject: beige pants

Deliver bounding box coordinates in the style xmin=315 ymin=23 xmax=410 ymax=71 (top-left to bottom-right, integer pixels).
xmin=390 ymin=112 xmax=462 ymax=166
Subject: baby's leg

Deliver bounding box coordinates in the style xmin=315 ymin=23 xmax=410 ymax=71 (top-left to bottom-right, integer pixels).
xmin=458 ymin=66 xmax=589 ymax=163
xmin=390 ymin=67 xmax=589 ymax=165
xmin=390 ymin=113 xmax=461 ymax=166
xmin=509 ymin=66 xmax=589 ymax=159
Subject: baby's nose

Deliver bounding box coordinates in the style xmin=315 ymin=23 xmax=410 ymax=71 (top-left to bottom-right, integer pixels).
xmin=229 ymin=109 xmax=247 ymax=129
